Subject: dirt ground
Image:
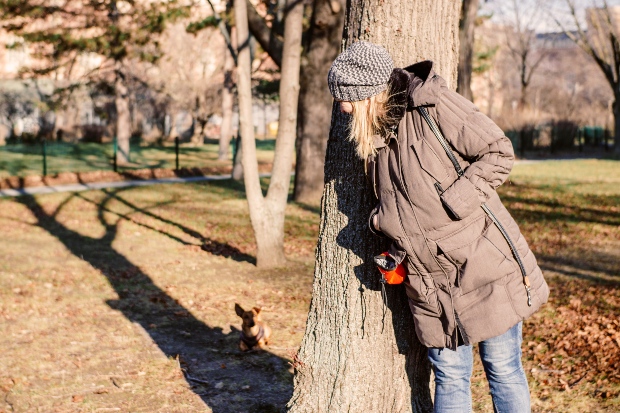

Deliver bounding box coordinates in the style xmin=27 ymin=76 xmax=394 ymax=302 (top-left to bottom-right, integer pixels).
xmin=0 ymin=160 xmax=619 ymax=412
xmin=0 ymin=180 xmax=316 ymax=413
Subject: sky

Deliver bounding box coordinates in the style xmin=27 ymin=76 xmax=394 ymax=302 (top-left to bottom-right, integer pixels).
xmin=479 ymin=0 xmax=620 ymax=33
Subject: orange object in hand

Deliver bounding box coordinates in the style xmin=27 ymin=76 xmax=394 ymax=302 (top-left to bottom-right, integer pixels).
xmin=375 ymin=252 xmax=406 ymax=285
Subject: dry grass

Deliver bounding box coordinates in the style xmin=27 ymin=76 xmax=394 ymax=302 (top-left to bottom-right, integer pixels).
xmin=0 ymin=159 xmax=618 ymax=412
xmin=472 ymin=160 xmax=620 ymax=412
xmin=0 ymin=179 xmax=314 ymax=413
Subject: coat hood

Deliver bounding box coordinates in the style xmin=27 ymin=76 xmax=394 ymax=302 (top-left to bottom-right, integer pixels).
xmin=387 ymin=60 xmax=446 ymax=117
xmin=375 ymin=61 xmax=446 ymax=146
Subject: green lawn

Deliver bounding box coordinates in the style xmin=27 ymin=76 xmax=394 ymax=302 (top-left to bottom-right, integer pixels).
xmin=0 ymin=159 xmax=618 ymax=412
xmin=0 ymin=139 xmax=277 ymax=178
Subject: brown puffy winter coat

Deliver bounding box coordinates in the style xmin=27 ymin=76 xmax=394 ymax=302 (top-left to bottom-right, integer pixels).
xmin=367 ymin=61 xmax=549 ymax=350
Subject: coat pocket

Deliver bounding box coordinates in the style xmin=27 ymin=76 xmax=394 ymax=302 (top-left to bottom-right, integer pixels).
xmin=404 ymin=273 xmax=441 ymax=317
xmin=411 ymin=138 xmax=450 ymax=184
xmin=435 ymin=214 xmax=517 ymax=295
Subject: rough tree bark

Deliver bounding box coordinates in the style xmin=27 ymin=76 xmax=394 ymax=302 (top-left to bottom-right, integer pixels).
xmin=219 ymin=27 xmax=236 ymax=161
xmin=115 ymin=69 xmax=132 ymax=164
xmin=234 ymin=0 xmax=303 ymax=268
xmin=457 ymin=0 xmax=479 ymax=101
xmin=287 ymin=1 xmax=460 ymax=411
xmin=293 ymin=0 xmax=345 ymax=204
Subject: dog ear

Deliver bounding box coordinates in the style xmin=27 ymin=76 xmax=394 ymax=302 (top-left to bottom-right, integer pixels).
xmin=253 ymin=307 xmax=261 ymax=314
xmin=235 ymin=303 xmax=245 ymax=317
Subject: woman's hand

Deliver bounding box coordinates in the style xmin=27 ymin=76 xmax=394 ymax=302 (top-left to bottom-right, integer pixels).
xmin=339 ymin=101 xmax=353 ymax=113
xmin=373 ymin=214 xmax=381 ymax=231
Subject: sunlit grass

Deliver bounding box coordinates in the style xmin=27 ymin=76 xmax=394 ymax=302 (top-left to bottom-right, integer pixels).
xmin=0 ymin=139 xmax=277 ymax=178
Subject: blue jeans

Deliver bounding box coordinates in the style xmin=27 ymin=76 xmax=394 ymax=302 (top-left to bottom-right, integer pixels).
xmin=427 ymin=322 xmax=530 ymax=413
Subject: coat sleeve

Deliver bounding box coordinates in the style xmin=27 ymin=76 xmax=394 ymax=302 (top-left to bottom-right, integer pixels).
xmin=434 ymin=89 xmax=514 ymax=219
xmin=368 ymin=204 xmax=407 ymax=265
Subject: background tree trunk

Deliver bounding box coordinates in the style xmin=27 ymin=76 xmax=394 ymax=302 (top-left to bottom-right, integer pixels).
xmin=167 ymin=111 xmax=179 ymax=140
xmin=234 ymin=0 xmax=303 ymax=268
xmin=220 ymin=27 xmax=237 ymax=161
xmin=457 ymin=0 xmax=479 ymax=101
xmin=293 ymin=0 xmax=345 ymax=205
xmin=614 ymin=96 xmax=620 ymax=154
xmin=287 ymin=0 xmax=460 ymax=411
xmin=115 ymin=70 xmax=132 ymax=164
xmin=232 ymin=133 xmax=244 ymax=180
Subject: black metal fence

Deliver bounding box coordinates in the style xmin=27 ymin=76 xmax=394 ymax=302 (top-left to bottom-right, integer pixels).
xmin=1 ymin=137 xmax=189 ymax=178
xmin=506 ymin=123 xmax=613 ymax=156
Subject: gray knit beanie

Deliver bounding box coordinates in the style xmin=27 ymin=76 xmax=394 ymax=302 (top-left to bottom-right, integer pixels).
xmin=327 ymin=41 xmax=394 ymax=102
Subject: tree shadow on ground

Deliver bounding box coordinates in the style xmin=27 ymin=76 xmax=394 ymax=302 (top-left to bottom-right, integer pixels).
xmin=73 ymin=187 xmax=256 ymax=265
xmin=292 ymin=202 xmax=321 ymax=215
xmin=501 ymin=188 xmax=620 ymax=227
xmin=538 ymin=249 xmax=620 ymax=283
xmin=15 ymin=190 xmax=292 ymax=413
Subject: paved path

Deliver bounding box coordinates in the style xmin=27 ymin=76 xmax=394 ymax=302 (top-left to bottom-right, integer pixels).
xmin=0 ymin=174 xmax=268 ymax=198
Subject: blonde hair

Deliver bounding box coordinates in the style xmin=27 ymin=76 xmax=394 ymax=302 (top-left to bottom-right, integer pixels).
xmin=348 ymin=87 xmax=396 ymax=161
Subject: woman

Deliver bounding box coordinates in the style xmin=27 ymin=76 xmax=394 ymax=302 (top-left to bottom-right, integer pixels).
xmin=327 ymin=41 xmax=549 ymax=412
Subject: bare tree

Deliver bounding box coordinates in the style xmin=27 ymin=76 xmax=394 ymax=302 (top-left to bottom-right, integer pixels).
xmin=234 ymin=0 xmax=304 ymax=268
xmin=287 ymin=0 xmax=461 ymax=411
xmin=146 ymin=22 xmax=224 ymax=144
xmin=219 ymin=34 xmax=236 ymax=160
xmin=458 ymin=0 xmax=481 ymax=101
xmin=245 ymin=0 xmax=345 ymax=205
xmin=503 ymin=0 xmax=549 ymax=109
xmin=557 ymin=0 xmax=620 ymax=153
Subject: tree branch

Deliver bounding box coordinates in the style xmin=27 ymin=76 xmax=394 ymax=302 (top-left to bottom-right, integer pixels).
xmin=202 ymin=0 xmax=238 ymax=65
xmin=524 ymin=49 xmax=548 ymax=86
xmin=557 ymin=1 xmax=616 ymax=88
xmin=602 ymin=0 xmax=620 ymax=85
xmin=246 ymin=0 xmax=283 ymax=67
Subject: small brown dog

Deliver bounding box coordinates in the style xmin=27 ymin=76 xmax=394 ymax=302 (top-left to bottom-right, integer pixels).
xmin=235 ymin=303 xmax=272 ymax=351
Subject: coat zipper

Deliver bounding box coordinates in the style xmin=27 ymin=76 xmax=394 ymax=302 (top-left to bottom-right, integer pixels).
xmin=418 ymin=107 xmax=464 ymax=176
xmin=393 ymin=138 xmax=462 ymax=347
xmin=419 ymin=106 xmax=533 ymax=307
xmin=481 ymin=204 xmax=532 ymax=306
xmin=371 ymin=157 xmax=379 ymax=199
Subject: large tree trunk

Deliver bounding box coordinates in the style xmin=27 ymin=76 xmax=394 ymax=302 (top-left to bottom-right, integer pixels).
xmin=115 ymin=69 xmax=132 ymax=164
xmin=219 ymin=27 xmax=236 ymax=161
xmin=293 ymin=0 xmax=345 ymax=205
xmin=234 ymin=0 xmax=303 ymax=268
xmin=457 ymin=0 xmax=478 ymax=101
xmin=287 ymin=1 xmax=460 ymax=411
